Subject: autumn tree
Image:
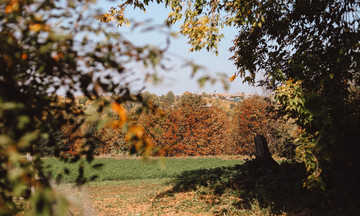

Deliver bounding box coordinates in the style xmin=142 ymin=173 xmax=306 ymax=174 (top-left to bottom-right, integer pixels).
xmin=162 ymin=90 xmax=176 ymax=107
xmin=230 ymin=96 xmax=273 ymax=155
xmin=138 ymin=93 xmax=231 ymax=156
xmin=106 ymin=0 xmax=360 ymax=189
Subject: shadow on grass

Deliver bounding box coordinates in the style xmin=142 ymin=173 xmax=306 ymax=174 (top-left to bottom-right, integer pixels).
xmin=165 ymin=160 xmax=360 ymax=215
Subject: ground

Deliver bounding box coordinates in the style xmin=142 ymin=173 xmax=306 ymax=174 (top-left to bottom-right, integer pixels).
xmin=58 ymin=178 xmax=267 ymax=216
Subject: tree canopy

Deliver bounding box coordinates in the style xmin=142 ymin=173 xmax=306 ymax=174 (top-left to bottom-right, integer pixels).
xmin=104 ymin=0 xmax=360 ymax=188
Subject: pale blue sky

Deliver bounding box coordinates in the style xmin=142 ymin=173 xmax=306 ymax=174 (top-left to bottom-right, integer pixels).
xmin=98 ymin=1 xmax=263 ymax=95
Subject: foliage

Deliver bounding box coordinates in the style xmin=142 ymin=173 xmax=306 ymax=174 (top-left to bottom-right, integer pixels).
xmin=161 ymin=90 xmax=176 ymax=107
xmin=109 ymin=0 xmax=360 ymax=189
xmin=268 ymin=117 xmax=298 ymax=159
xmin=274 ymin=80 xmax=323 ymax=188
xmin=138 ymin=93 xmax=232 ymax=156
xmin=229 ymin=95 xmax=298 ymax=158
xmin=94 ymin=126 xmax=128 ymax=155
xmin=229 ymin=95 xmax=296 ymax=157
xmin=0 ymin=0 xmax=170 ymax=214
xmin=44 ymin=92 xmax=296 ymax=159
xmin=230 ymin=96 xmax=272 ymax=155
xmin=76 ymin=96 xmax=89 ymax=106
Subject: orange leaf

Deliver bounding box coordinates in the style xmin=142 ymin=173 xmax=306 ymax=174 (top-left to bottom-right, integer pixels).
xmin=21 ymin=53 xmax=28 ymax=60
xmin=29 ymin=24 xmax=42 ymax=32
xmin=111 ymin=102 xmax=127 ymax=123
xmin=5 ymin=5 xmax=12 ymax=14
xmin=229 ymin=75 xmax=236 ymax=82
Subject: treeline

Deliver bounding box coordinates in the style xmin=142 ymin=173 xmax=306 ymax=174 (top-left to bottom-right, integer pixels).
xmin=38 ymin=91 xmax=297 ymax=158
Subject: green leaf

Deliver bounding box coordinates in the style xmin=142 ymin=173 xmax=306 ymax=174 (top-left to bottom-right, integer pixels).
xmin=0 ymin=135 xmax=13 ymax=145
xmin=198 ymin=76 xmax=210 ymax=88
xmin=19 ymin=132 xmax=38 ymax=149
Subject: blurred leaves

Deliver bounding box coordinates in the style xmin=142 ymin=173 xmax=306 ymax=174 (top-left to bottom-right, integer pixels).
xmin=0 ymin=0 xmax=173 ymax=214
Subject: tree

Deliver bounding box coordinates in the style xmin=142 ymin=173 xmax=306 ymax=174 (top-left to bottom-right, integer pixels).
xmin=163 ymin=90 xmax=176 ymax=106
xmin=138 ymin=93 xmax=231 ymax=156
xmin=230 ymin=96 xmax=273 ymax=155
xmin=0 ymin=0 xmax=167 ymax=214
xmin=107 ymin=0 xmax=360 ymax=189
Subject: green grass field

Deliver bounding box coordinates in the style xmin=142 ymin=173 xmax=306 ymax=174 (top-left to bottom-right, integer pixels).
xmin=42 ymin=156 xmax=244 ymax=183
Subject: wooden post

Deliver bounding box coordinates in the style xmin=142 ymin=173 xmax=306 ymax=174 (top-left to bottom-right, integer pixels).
xmin=254 ymin=135 xmax=278 ymax=167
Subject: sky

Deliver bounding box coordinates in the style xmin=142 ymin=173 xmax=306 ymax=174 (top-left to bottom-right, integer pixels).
xmin=98 ymin=1 xmax=264 ymax=96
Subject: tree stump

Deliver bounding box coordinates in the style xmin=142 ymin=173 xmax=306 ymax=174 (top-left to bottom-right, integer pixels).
xmin=254 ymin=135 xmax=278 ymax=168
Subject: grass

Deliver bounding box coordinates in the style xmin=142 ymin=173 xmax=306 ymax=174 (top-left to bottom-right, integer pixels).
xmin=42 ymin=156 xmax=244 ymax=183
xmin=44 ymin=156 xmax=247 ymax=215
xmin=43 ymin=157 xmax=360 ymax=215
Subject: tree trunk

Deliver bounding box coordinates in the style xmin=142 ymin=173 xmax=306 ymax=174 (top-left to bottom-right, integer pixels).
xmin=254 ymin=135 xmax=278 ymax=168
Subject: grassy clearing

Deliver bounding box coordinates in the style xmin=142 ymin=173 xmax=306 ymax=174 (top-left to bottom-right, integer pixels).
xmin=45 ymin=157 xmax=359 ymax=215
xmin=46 ymin=157 xmax=247 ymax=215
xmin=42 ymin=156 xmax=244 ymax=183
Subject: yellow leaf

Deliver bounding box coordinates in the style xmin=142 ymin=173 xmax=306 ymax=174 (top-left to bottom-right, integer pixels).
xmin=34 ymin=14 xmax=43 ymax=21
xmin=229 ymin=75 xmax=236 ymax=82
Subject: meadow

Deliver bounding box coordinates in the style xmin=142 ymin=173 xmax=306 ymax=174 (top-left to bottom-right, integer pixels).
xmin=42 ymin=156 xmax=244 ymax=183
xmin=44 ymin=156 xmax=250 ymax=215
xmin=40 ymin=156 xmax=360 ymax=216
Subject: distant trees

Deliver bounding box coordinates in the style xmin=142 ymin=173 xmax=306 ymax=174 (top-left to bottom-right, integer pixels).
xmin=138 ymin=93 xmax=231 ymax=156
xmin=230 ymin=96 xmax=272 ymax=155
xmin=37 ymin=92 xmax=296 ymax=158
xmin=164 ymin=91 xmax=176 ymax=105
xmin=135 ymin=92 xmax=295 ymax=157
xmin=230 ymin=96 xmax=297 ymax=157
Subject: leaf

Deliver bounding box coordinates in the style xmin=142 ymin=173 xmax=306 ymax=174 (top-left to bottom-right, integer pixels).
xmin=0 ymin=135 xmax=12 ymax=145
xmin=19 ymin=132 xmax=38 ymax=149
xmin=229 ymin=75 xmax=236 ymax=82
xmin=198 ymin=76 xmax=210 ymax=88
xmin=29 ymin=23 xmax=42 ymax=32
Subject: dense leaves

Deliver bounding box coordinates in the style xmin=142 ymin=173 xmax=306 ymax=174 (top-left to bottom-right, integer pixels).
xmin=230 ymin=96 xmax=272 ymax=155
xmin=110 ymin=0 xmax=360 ymax=189
xmin=54 ymin=93 xmax=295 ymax=158
xmin=0 ymin=0 xmax=168 ymax=214
xmin=138 ymin=93 xmax=232 ymax=156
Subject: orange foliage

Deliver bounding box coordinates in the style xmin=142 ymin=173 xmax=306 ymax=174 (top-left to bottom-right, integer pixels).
xmin=138 ymin=94 xmax=231 ymax=156
xmin=62 ymin=95 xmax=281 ymax=157
xmin=230 ymin=96 xmax=274 ymax=155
